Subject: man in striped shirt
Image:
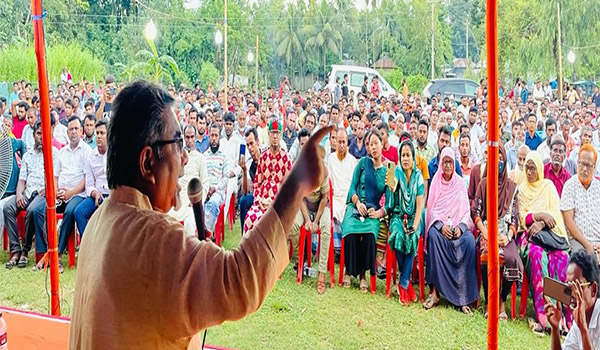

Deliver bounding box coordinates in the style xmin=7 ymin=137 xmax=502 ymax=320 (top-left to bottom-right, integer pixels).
xmin=202 ymin=122 xmax=230 ymax=234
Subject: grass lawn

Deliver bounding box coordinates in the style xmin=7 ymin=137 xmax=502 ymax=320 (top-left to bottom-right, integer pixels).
xmin=0 ymin=225 xmax=550 ymax=349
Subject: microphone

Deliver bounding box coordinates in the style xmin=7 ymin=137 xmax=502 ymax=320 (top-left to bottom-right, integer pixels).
xmin=187 ymin=178 xmax=206 ymax=241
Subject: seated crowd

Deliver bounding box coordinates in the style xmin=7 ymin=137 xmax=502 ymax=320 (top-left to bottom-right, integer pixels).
xmin=3 ymin=76 xmax=600 ymax=344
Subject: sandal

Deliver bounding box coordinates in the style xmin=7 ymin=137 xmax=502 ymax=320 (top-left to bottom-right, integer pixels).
xmin=5 ymin=255 xmax=19 ymax=269
xmin=359 ymin=279 xmax=368 ymax=293
xmin=499 ymin=311 xmax=508 ymax=321
xmin=343 ymin=275 xmax=351 ymax=288
xmin=17 ymin=255 xmax=28 ymax=268
xmin=317 ymin=274 xmax=326 ymax=294
xmin=32 ymin=260 xmax=47 ymax=271
xmin=423 ymin=294 xmax=439 ymax=310
xmin=528 ymin=318 xmax=546 ymax=337
xmin=461 ymin=306 xmax=473 ymax=315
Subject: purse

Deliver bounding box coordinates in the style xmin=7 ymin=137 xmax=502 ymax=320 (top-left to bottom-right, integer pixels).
xmin=529 ymin=229 xmax=569 ymax=251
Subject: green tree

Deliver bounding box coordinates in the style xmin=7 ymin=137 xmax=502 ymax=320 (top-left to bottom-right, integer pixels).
xmin=275 ymin=5 xmax=305 ymax=80
xmin=302 ymin=1 xmax=342 ymax=79
xmin=134 ymin=38 xmax=180 ymax=84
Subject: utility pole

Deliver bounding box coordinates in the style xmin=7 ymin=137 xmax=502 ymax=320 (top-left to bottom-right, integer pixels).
xmin=255 ymin=35 xmax=259 ymax=90
xmin=466 ymin=16 xmax=469 ymax=67
xmin=557 ymin=2 xmax=564 ymax=102
xmin=224 ymin=0 xmax=228 ymax=108
xmin=430 ymin=1 xmax=435 ymax=80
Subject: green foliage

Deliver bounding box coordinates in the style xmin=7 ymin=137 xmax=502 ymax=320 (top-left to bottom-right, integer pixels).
xmin=133 ymin=38 xmax=180 ymax=84
xmin=0 ymin=43 xmax=105 ymax=83
xmin=405 ymin=74 xmax=429 ymax=93
xmin=384 ymin=68 xmax=404 ymax=91
xmin=198 ymin=61 xmax=220 ymax=88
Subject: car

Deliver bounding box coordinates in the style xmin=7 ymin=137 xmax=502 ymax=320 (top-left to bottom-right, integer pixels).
xmin=422 ymin=78 xmax=479 ymax=101
xmin=572 ymin=80 xmax=597 ymax=98
xmin=328 ymin=65 xmax=397 ymax=99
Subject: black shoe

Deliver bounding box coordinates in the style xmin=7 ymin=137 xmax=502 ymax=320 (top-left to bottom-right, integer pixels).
xmin=17 ymin=255 xmax=28 ymax=268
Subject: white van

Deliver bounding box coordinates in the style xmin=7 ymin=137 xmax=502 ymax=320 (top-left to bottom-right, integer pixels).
xmin=328 ymin=65 xmax=397 ymax=99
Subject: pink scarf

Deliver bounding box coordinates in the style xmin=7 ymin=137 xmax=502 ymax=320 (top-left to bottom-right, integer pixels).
xmin=426 ymin=147 xmax=474 ymax=233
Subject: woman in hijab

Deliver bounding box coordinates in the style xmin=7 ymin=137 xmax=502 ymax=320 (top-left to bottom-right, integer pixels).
xmin=423 ymin=147 xmax=479 ymax=314
xmin=341 ymin=129 xmax=389 ymax=292
xmin=517 ymin=151 xmax=570 ymax=334
xmin=472 ymin=143 xmax=523 ymax=320
xmin=387 ymin=139 xmax=425 ymax=305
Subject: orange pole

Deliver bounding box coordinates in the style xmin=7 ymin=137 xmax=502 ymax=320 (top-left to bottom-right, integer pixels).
xmin=31 ymin=0 xmax=61 ymax=316
xmin=485 ymin=0 xmax=499 ymax=348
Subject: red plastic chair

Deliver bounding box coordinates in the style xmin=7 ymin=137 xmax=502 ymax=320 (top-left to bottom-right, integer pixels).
xmin=3 ymin=211 xmax=26 ymax=252
xmin=297 ymin=180 xmax=335 ymax=288
xmin=34 ymin=213 xmax=77 ymax=268
xmin=214 ymin=203 xmax=226 ymax=247
xmin=227 ymin=193 xmax=235 ymax=233
xmin=384 ymin=233 xmax=398 ymax=299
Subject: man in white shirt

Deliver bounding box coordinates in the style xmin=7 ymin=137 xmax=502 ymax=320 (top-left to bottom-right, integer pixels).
xmin=33 ymin=116 xmax=91 ymax=271
xmin=74 ymin=118 xmax=110 ymax=237
xmin=220 ymin=112 xmax=245 ymax=218
xmin=167 ymin=124 xmax=208 ymax=236
xmin=327 ymin=128 xmax=357 ymax=226
xmin=21 ymin=106 xmax=38 ymax=152
xmin=537 ymin=118 xmax=557 ymax=162
xmin=3 ymin=121 xmax=58 ymax=268
xmin=546 ymin=250 xmax=600 ymax=350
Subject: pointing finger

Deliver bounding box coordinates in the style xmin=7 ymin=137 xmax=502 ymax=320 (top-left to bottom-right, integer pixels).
xmin=309 ymin=126 xmax=335 ymax=145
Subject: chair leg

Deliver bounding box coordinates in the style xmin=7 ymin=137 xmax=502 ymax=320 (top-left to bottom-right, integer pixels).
xmin=328 ymin=232 xmax=335 ymax=288
xmin=227 ymin=194 xmax=235 ymax=232
xmin=511 ymin=282 xmax=517 ymax=320
xmin=418 ymin=236 xmax=425 ymax=302
xmin=68 ymin=231 xmax=76 ymax=268
xmin=519 ymin=273 xmax=529 ymax=318
xmin=338 ymin=237 xmax=345 ymax=286
xmin=2 ymin=228 xmax=8 ymax=251
xmin=475 ymin=252 xmax=482 ymax=308
xmin=385 ymin=243 xmax=393 ymax=299
xmin=297 ymin=228 xmax=306 ymax=284
xmin=370 ymin=274 xmax=376 ymax=295
xmin=306 ymin=231 xmax=312 ymax=268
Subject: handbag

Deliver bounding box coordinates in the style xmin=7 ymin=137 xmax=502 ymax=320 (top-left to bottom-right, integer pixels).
xmin=529 ymin=229 xmax=569 ymax=251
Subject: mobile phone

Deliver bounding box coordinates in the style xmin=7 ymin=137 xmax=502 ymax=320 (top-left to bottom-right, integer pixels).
xmin=109 ymin=87 xmax=117 ymax=95
xmin=239 ymin=144 xmax=246 ymax=162
xmin=543 ymin=277 xmax=572 ymax=306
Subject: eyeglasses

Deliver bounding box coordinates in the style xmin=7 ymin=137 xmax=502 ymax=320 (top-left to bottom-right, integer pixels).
xmin=150 ymin=137 xmax=183 ymax=156
xmin=578 ymin=161 xmax=595 ymax=170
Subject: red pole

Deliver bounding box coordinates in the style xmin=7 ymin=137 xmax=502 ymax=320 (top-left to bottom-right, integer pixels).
xmin=485 ymin=0 xmax=499 ymax=348
xmin=31 ymin=0 xmax=61 ymax=316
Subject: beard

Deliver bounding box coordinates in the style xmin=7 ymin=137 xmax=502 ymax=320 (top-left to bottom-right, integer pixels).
xmin=417 ymin=138 xmax=426 ymax=147
xmin=337 ymin=148 xmax=347 ymax=161
xmin=210 ymin=143 xmax=219 ymax=153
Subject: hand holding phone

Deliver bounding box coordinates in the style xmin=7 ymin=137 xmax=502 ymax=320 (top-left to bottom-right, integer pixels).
xmin=543 ymin=277 xmax=573 ymax=306
xmin=239 ymin=144 xmax=246 ymax=162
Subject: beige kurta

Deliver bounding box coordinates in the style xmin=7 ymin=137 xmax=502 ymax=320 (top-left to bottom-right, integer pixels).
xmin=69 ymin=186 xmax=289 ymax=349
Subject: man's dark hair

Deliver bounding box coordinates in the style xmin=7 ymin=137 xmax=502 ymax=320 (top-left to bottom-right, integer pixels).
xmin=545 ymin=118 xmax=557 ymax=130
xmin=469 ymin=107 xmax=478 ymax=114
xmin=439 ymin=125 xmax=452 ymax=138
xmin=65 ymin=98 xmax=77 ymax=109
xmin=458 ymin=123 xmax=471 ymax=133
xmin=399 ymin=131 xmax=412 ymax=142
xmin=418 ymin=118 xmax=429 ymax=129
xmin=245 ymin=127 xmax=258 ymax=141
xmin=189 ymin=108 xmax=198 ymax=116
xmin=198 ymin=111 xmax=206 ymax=121
xmin=105 ymin=75 xmax=116 ymax=84
xmin=33 ymin=120 xmax=42 ymax=132
xmin=95 ymin=118 xmax=109 ymax=129
xmin=376 ymin=122 xmax=388 ymax=133
xmin=84 ymin=99 xmax=94 ymax=109
xmin=17 ymin=101 xmax=30 ymax=111
xmin=331 ymin=104 xmax=339 ymax=113
xmin=298 ymin=128 xmax=311 ymax=140
xmin=459 ymin=132 xmax=471 ymax=142
xmin=224 ymin=111 xmax=235 ymax=123
xmin=107 ymin=81 xmax=174 ymax=189
xmin=569 ymin=250 xmax=600 ymax=287
xmin=352 ymin=111 xmax=361 ymax=120
xmin=84 ymin=114 xmax=96 ymax=124
xmin=67 ymin=115 xmax=82 ymax=127
xmin=208 ymin=122 xmax=221 ymax=133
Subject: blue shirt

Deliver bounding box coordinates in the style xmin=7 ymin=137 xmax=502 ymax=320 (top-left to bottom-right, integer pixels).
xmin=525 ymin=131 xmax=543 ymax=151
xmin=348 ymin=138 xmax=367 ymax=159
xmin=427 ymin=155 xmax=463 ymax=188
xmin=195 ymin=134 xmax=210 ymax=154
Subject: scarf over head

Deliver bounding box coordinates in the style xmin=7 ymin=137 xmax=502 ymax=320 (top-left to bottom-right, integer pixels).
xmin=426 ymin=147 xmax=473 ymax=232
xmin=478 ymin=143 xmax=517 ymax=218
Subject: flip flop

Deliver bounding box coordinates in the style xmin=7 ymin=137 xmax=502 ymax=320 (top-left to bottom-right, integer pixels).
xmin=499 ymin=311 xmax=508 ymax=321
xmin=461 ymin=306 xmax=473 ymax=315
xmin=423 ymin=294 xmax=439 ymax=310
xmin=528 ymin=318 xmax=546 ymax=337
xmin=359 ymin=279 xmax=368 ymax=293
xmin=343 ymin=275 xmax=351 ymax=288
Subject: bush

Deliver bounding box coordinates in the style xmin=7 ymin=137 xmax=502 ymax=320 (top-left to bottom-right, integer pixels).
xmin=384 ymin=68 xmax=404 ymax=91
xmin=405 ymin=74 xmax=429 ymax=93
xmin=198 ymin=61 xmax=220 ymax=89
xmin=0 ymin=43 xmax=105 ymax=84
